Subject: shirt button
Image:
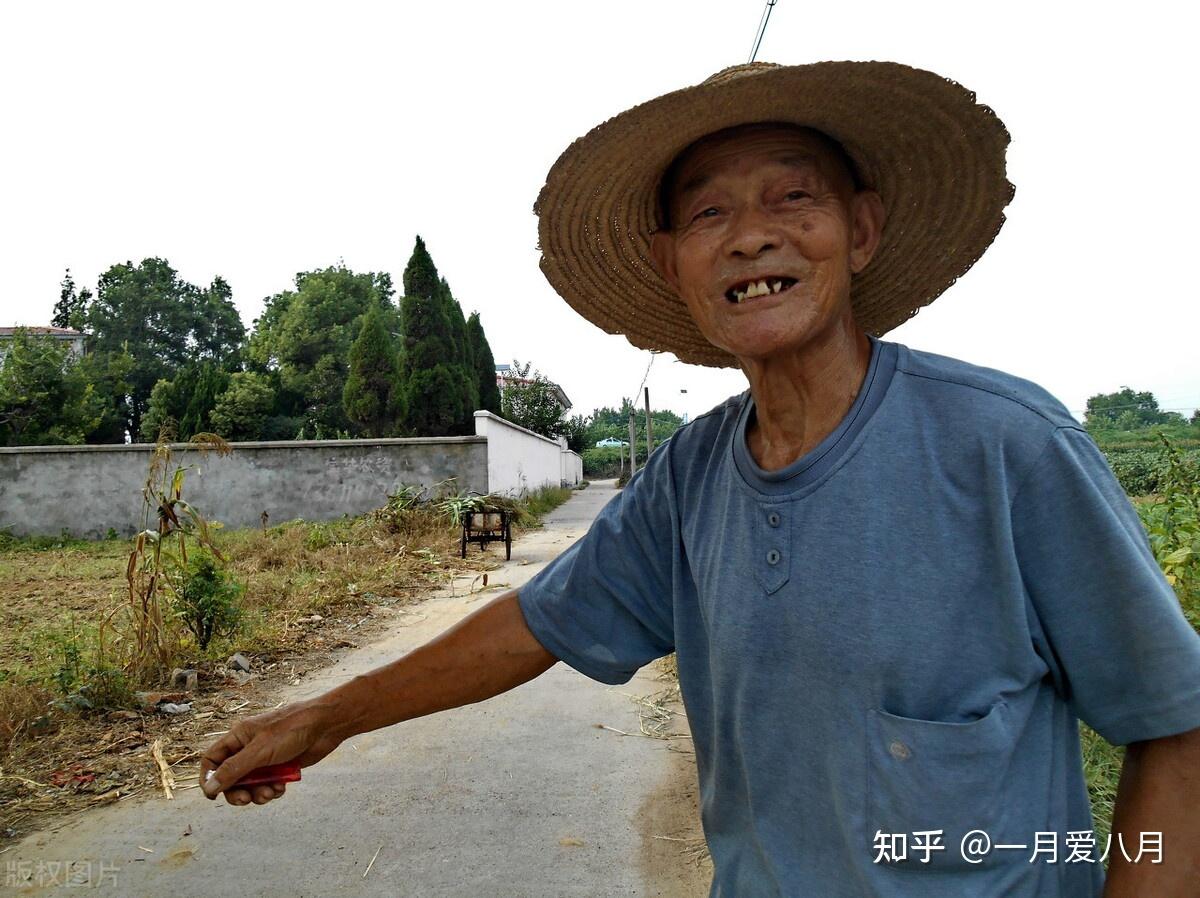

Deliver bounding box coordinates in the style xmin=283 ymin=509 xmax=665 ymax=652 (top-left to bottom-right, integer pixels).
xmin=766 ymin=548 xmax=781 ymax=566
xmin=767 ymin=512 xmax=781 ymax=528
xmin=888 ymin=740 xmax=912 ymax=760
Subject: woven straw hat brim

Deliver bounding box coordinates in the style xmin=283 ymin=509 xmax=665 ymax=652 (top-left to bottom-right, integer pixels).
xmin=534 ymin=61 xmax=1015 ymax=368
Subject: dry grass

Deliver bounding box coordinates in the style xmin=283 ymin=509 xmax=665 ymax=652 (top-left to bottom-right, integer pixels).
xmin=0 ymin=483 xmax=576 ymax=843
xmin=0 ymin=506 xmax=498 ymax=840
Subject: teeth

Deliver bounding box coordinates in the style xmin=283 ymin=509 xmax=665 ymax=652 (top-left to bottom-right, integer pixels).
xmin=730 ymin=279 xmax=794 ymax=302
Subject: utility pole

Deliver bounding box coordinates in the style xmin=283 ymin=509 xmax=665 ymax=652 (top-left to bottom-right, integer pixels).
xmin=628 ymin=412 xmax=638 ymax=475
xmin=644 ymin=387 xmax=654 ymax=457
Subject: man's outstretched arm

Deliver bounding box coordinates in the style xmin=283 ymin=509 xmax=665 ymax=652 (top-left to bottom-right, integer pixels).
xmin=200 ymin=589 xmax=557 ymax=805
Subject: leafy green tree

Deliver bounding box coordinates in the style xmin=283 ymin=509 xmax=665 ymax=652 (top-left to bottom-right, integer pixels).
xmin=1085 ymin=387 xmax=1169 ymax=431
xmin=77 ymin=345 xmax=135 ymax=443
xmin=52 ymin=268 xmax=91 ymax=330
xmin=585 ymin=400 xmax=681 ymax=447
xmin=140 ymin=378 xmax=182 ymax=442
xmin=85 ymin=258 xmax=244 ymax=439
xmin=0 ymin=329 xmax=101 ymax=445
xmin=139 ymin=363 xmax=232 ymax=441
xmin=193 ymin=276 xmax=245 ymax=363
xmin=559 ymin=414 xmax=589 ymax=452
xmin=499 ymin=361 xmax=567 ymax=439
xmin=342 ymin=304 xmax=403 ymax=437
xmin=248 ymin=265 xmax=398 ymax=438
xmin=210 ymin=372 xmax=278 ymax=441
xmin=466 ymin=312 xmax=502 ymax=415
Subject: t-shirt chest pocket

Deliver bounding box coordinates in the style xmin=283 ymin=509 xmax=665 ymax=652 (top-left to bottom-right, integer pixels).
xmin=754 ymin=503 xmax=792 ymax=595
xmin=866 ymin=700 xmax=1031 ymax=871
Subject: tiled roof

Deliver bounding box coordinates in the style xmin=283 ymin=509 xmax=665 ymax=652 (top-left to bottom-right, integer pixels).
xmin=0 ymin=326 xmax=85 ymax=337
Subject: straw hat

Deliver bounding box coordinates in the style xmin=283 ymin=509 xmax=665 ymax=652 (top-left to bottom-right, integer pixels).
xmin=534 ymin=61 xmax=1015 ymax=368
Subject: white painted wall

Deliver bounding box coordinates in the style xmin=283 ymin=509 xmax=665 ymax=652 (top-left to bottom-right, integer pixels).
xmin=561 ymin=448 xmax=582 ymax=487
xmin=474 ymin=411 xmax=565 ymax=496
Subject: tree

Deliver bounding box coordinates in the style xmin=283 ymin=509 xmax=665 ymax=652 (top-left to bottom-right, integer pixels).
xmin=1085 ymin=387 xmax=1170 ymax=430
xmin=85 ymin=258 xmax=244 ymax=439
xmin=248 ymin=265 xmax=398 ymax=438
xmin=139 ymin=362 xmax=231 ymax=441
xmin=211 ymin=372 xmax=278 ymax=441
xmin=466 ymin=312 xmax=502 ymax=415
xmin=499 ymin=361 xmax=567 ymax=438
xmin=77 ymin=345 xmax=135 ymax=443
xmin=439 ymin=277 xmax=477 ymax=430
xmin=559 ymin=414 xmax=589 ymax=453
xmin=585 ymin=400 xmax=682 ymax=447
xmin=401 ymin=364 xmax=467 ymax=437
xmin=342 ymin=304 xmax=403 ymax=437
xmin=192 ymin=276 xmax=245 ymax=363
xmin=397 ymin=238 xmax=475 ymax=436
xmin=52 ymin=268 xmax=91 ymax=330
xmin=402 ymin=236 xmax=440 ymax=303
xmin=0 ymin=329 xmax=101 ymax=445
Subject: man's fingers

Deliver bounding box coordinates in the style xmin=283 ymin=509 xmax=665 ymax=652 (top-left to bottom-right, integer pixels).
xmin=200 ymin=728 xmax=248 ymax=771
xmin=199 ymin=729 xmax=250 ymax=797
xmin=200 ymin=725 xmax=271 ymax=799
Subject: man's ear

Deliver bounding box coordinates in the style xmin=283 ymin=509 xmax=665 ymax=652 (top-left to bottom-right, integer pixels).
xmin=649 ymin=230 xmax=680 ymax=291
xmin=848 ymin=190 xmax=886 ymax=274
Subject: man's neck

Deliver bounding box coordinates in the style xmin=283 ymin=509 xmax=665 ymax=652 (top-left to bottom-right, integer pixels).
xmin=741 ymin=318 xmax=872 ymax=472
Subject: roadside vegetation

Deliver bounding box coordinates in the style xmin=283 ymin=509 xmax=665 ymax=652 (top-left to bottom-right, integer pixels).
xmin=0 ymin=435 xmax=573 ymax=841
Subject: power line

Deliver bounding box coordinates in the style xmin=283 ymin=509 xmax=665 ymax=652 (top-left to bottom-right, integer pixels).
xmin=630 ymin=352 xmax=657 ymax=405
xmin=748 ymin=0 xmax=779 ymax=64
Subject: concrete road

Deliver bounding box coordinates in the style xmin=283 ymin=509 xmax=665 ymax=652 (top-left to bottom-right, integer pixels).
xmin=4 ymin=480 xmax=709 ymax=898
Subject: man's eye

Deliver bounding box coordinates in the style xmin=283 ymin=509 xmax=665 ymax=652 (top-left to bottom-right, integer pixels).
xmin=691 ymin=206 xmax=720 ymax=222
xmin=785 ymin=190 xmax=811 ymax=201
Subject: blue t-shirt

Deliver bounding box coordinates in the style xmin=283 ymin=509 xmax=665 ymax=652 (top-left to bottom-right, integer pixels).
xmin=517 ymin=338 xmax=1200 ymax=897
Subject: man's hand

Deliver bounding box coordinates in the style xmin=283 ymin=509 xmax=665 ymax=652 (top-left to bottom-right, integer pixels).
xmin=200 ymin=698 xmax=344 ymax=805
xmin=198 ymin=590 xmax=557 ymax=807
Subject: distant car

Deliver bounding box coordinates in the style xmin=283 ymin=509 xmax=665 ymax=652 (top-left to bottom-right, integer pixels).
xmin=594 ymin=438 xmax=629 ymax=448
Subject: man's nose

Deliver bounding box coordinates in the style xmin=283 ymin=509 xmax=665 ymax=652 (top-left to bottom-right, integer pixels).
xmin=723 ymin=207 xmax=781 ymax=259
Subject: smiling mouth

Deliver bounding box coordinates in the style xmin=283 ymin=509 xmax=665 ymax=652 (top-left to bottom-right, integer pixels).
xmin=725 ymin=277 xmax=798 ymax=303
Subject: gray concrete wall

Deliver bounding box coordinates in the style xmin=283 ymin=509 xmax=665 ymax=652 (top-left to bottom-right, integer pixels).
xmin=0 ymin=437 xmax=488 ymax=538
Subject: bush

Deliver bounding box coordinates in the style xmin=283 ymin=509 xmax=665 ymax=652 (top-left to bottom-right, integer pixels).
xmin=172 ymin=550 xmax=245 ymax=650
xmin=1104 ymin=448 xmax=1171 ymax=495
xmin=1134 ymin=435 xmax=1200 ymax=628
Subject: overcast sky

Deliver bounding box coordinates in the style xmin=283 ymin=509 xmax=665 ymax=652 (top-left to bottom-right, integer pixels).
xmin=2 ymin=1 xmax=1196 ymax=422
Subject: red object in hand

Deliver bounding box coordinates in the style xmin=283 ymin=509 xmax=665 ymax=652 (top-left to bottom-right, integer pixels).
xmin=233 ymin=761 xmax=302 ymax=789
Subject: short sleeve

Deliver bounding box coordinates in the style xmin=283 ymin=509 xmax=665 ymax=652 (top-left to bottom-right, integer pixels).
xmin=517 ymin=449 xmax=677 ymax=686
xmin=1011 ymin=426 xmax=1200 ymax=745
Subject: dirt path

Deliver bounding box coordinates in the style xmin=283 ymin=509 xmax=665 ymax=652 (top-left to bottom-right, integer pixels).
xmin=3 ymin=481 xmax=710 ymax=897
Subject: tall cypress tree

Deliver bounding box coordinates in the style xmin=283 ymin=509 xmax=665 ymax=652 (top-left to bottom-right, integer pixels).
xmin=402 ymin=236 xmax=440 ymax=302
xmin=397 ymin=237 xmax=478 ymax=435
xmin=438 ymin=277 xmax=477 ymax=431
xmin=466 ymin=312 xmax=502 ymax=415
xmin=343 ymin=303 xmax=402 ymax=437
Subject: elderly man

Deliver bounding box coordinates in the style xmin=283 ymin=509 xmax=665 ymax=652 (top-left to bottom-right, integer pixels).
xmin=202 ymin=62 xmax=1200 ymax=896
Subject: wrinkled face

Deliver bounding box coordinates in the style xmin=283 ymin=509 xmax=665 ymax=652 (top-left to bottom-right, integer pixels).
xmin=650 ymin=124 xmax=884 ymax=363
